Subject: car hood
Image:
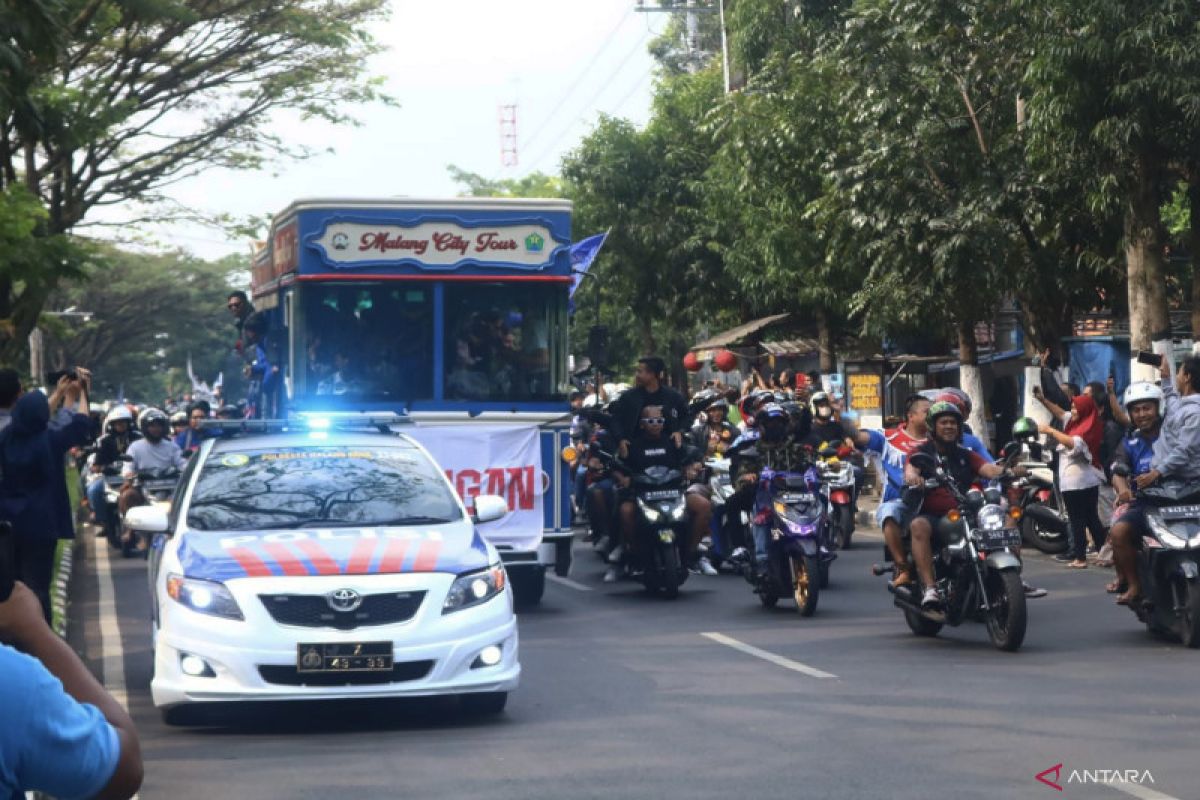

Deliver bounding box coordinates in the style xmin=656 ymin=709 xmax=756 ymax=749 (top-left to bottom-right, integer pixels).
xmin=176 ymin=521 xmax=491 ymax=583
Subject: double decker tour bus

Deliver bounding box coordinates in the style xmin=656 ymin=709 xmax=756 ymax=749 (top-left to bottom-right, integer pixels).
xmin=249 ymin=198 xmax=576 ymax=605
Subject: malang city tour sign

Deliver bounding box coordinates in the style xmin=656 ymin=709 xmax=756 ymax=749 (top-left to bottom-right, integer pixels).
xmin=308 ymin=219 xmax=565 ymax=270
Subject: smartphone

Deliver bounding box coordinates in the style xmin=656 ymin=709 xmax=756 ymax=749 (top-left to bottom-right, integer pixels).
xmin=0 ymin=522 xmax=15 ymax=602
xmin=1136 ymin=350 xmax=1164 ymax=367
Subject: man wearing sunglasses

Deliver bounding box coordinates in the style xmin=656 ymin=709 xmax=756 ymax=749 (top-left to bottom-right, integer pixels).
xmin=227 ymin=290 xmax=256 ymax=356
xmin=606 ymin=406 xmax=713 ymax=582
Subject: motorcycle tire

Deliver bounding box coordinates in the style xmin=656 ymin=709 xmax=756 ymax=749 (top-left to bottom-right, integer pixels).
xmin=904 ymin=608 xmax=943 ymax=637
xmin=837 ymin=505 xmax=854 ymax=550
xmin=1020 ymin=512 xmax=1068 ymax=555
xmin=819 ymin=558 xmax=830 ymax=589
xmin=792 ymin=554 xmax=819 ymax=617
xmin=984 ymin=569 xmax=1027 ymax=652
xmin=658 ymin=543 xmax=682 ymax=600
xmin=1178 ymin=578 xmax=1200 ymax=649
xmin=759 ymin=591 xmax=779 ymax=608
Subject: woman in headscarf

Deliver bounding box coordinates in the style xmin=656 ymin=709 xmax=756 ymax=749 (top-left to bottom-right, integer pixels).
xmin=1039 ymin=395 xmax=1107 ymax=568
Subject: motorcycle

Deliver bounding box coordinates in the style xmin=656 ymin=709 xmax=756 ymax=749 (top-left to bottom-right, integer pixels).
xmin=817 ymin=445 xmax=856 ymax=550
xmin=1002 ymin=444 xmax=1069 ymax=554
xmin=874 ymin=450 xmax=1027 ymax=651
xmin=1112 ymin=464 xmax=1200 ymax=647
xmin=745 ymin=462 xmax=834 ymax=616
xmin=704 ymin=456 xmax=749 ymax=570
xmin=121 ymin=467 xmax=180 ymax=559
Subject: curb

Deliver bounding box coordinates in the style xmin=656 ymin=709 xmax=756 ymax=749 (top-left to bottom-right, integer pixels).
xmin=50 ymin=538 xmax=74 ymax=637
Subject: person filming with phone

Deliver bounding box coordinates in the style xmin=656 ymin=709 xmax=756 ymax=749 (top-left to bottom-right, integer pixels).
xmin=0 ymin=535 xmax=143 ymax=799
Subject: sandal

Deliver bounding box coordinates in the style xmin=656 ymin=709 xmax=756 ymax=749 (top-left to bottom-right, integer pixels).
xmin=1106 ymin=579 xmax=1127 ymax=594
xmin=1067 ymin=560 xmax=1088 ymax=569
xmin=1116 ymin=592 xmax=1143 ymax=607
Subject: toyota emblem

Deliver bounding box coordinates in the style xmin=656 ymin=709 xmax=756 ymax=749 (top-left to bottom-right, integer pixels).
xmin=326 ymin=588 xmax=362 ymax=613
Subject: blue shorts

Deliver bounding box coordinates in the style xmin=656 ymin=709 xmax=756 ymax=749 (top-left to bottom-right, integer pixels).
xmin=875 ymin=499 xmax=910 ymax=530
xmin=1114 ymin=503 xmax=1148 ymax=536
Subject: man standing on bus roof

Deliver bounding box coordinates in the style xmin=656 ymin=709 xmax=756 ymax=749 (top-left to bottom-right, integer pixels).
xmin=227 ymin=290 xmax=256 ymax=356
xmin=610 ymin=356 xmax=691 ymax=459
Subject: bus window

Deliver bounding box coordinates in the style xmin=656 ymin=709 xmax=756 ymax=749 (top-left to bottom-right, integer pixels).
xmin=298 ymin=284 xmax=433 ymax=402
xmin=444 ymin=283 xmax=564 ymax=402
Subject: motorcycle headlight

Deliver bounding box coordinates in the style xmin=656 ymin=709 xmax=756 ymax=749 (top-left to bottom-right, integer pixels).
xmin=166 ymin=574 xmax=243 ymax=620
xmin=637 ymin=498 xmax=661 ymax=523
xmin=978 ymin=505 xmax=1008 ymax=531
xmin=670 ymin=500 xmax=687 ymax=521
xmin=1148 ymin=514 xmax=1188 ymax=548
xmin=444 ymin=563 xmax=506 ymax=614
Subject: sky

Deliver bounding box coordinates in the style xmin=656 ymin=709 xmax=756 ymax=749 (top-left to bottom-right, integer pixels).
xmin=119 ymin=0 xmax=667 ymax=260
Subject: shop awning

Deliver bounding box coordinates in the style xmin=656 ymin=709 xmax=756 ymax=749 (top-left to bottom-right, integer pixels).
xmin=690 ymin=313 xmax=791 ymax=351
xmin=760 ymin=338 xmax=820 ymax=357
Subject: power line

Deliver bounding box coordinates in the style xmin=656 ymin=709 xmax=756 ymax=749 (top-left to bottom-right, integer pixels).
xmin=524 ymin=28 xmax=653 ymax=172
xmin=520 ymin=6 xmax=635 ymax=157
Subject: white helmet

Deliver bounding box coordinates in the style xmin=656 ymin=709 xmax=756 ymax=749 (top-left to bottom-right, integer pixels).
xmin=103 ymin=405 xmax=133 ymax=430
xmin=1123 ymin=381 xmax=1163 ymax=410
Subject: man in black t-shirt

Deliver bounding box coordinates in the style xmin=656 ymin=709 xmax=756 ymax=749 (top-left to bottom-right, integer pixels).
xmin=608 ymin=356 xmax=690 ymax=458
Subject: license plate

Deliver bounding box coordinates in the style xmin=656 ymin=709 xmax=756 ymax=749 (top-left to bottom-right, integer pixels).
xmin=978 ymin=528 xmax=1021 ymax=550
xmin=1161 ymin=504 xmax=1200 ymax=521
xmin=780 ymin=493 xmax=815 ymax=504
xmin=297 ymin=642 xmax=393 ymax=673
xmin=644 ymin=490 xmax=680 ymax=501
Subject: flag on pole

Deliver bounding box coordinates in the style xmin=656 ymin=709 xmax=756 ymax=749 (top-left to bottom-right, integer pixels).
xmin=569 ymin=232 xmax=609 ymax=299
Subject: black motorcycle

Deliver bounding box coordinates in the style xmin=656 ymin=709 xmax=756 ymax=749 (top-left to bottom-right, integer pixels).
xmin=1112 ymin=464 xmax=1200 ymax=647
xmin=1001 ymin=443 xmax=1069 ymax=555
xmin=874 ymin=450 xmax=1028 ymax=652
xmin=122 ymin=468 xmax=181 ymax=558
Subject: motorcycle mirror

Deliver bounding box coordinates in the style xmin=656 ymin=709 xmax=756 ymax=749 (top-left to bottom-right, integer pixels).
xmin=908 ymin=452 xmax=937 ymax=475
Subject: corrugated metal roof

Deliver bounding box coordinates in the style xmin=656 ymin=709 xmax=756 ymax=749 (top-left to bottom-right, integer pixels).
xmin=691 ymin=313 xmax=791 ymax=350
xmin=760 ymin=338 xmax=820 ymax=356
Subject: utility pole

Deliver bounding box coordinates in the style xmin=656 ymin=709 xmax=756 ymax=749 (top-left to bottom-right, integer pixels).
xmin=634 ymin=0 xmax=726 ymax=81
xmin=30 ymin=308 xmax=93 ymax=386
xmin=498 ymin=104 xmax=518 ymax=167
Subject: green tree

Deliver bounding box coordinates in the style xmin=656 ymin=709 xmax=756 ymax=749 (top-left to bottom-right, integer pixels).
xmin=446 ymin=166 xmax=564 ymax=198
xmin=0 ymin=0 xmax=392 ymax=363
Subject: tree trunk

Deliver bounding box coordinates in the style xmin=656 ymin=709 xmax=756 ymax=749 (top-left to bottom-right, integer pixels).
xmin=1126 ymin=158 xmax=1171 ymax=351
xmin=638 ymin=317 xmax=657 ymax=357
xmin=816 ymin=308 xmax=836 ymax=373
xmin=1190 ymin=179 xmax=1200 ymax=340
xmin=957 ymin=319 xmax=989 ymax=445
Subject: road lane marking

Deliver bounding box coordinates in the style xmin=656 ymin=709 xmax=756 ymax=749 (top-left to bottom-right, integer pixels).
xmin=701 ymin=632 xmax=837 ymax=679
xmin=1105 ymin=783 xmax=1181 ymax=800
xmin=92 ymin=534 xmax=130 ymax=710
xmin=547 ymin=574 xmax=592 ymax=592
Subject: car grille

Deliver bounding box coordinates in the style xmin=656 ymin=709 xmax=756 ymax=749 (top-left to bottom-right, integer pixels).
xmin=257 ymin=661 xmax=434 ymax=687
xmin=258 ymin=591 xmax=426 ymax=630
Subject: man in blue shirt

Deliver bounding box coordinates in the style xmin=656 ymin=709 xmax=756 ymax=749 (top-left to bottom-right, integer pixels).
xmin=1110 ymin=382 xmax=1164 ymax=605
xmin=1 ymin=582 xmax=142 ymax=799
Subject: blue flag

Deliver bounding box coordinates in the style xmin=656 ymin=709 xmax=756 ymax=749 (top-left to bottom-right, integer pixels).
xmin=569 ymin=232 xmax=609 ymax=299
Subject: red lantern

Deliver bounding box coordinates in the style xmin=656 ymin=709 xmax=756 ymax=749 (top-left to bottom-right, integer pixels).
xmin=713 ymin=349 xmax=738 ymax=372
xmin=683 ymin=352 xmax=701 ymax=372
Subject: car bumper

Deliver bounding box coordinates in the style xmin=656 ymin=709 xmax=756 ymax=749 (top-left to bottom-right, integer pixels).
xmin=151 ymin=576 xmax=520 ymax=708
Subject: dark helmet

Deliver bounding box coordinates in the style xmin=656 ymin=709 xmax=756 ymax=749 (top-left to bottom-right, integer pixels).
xmin=780 ymin=401 xmax=805 ymax=426
xmin=755 ymin=402 xmax=789 ymax=442
xmin=708 ymin=397 xmax=729 ymax=412
xmin=739 ymin=390 xmax=774 ymax=422
xmin=688 ymin=388 xmax=719 ymax=417
xmin=137 ymin=407 xmax=169 ymax=435
xmin=1012 ymin=416 xmax=1038 ymax=440
xmin=927 ymin=400 xmax=963 ymax=429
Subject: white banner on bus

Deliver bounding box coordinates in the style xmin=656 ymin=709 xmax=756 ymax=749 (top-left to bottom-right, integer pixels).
xmin=404 ymin=425 xmax=543 ymax=552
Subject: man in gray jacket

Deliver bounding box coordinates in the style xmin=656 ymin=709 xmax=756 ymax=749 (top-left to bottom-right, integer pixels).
xmin=1139 ymin=356 xmax=1200 ymax=490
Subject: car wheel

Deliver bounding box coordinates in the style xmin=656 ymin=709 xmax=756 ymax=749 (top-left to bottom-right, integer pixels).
xmin=460 ymin=691 xmax=508 ymax=715
xmin=511 ymin=567 xmax=545 ymax=609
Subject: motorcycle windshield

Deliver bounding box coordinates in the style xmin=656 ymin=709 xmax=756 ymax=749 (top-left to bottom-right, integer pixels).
xmin=635 ymin=466 xmax=682 ymax=486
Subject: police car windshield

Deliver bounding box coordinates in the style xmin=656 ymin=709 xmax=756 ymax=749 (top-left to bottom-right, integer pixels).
xmin=186 ymin=447 xmax=462 ymax=531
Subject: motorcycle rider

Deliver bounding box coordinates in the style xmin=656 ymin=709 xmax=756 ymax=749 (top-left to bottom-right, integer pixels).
xmin=609 ymin=405 xmax=713 ymax=582
xmin=934 ymin=389 xmax=994 ymax=462
xmin=691 ymin=396 xmax=738 ymax=457
xmin=850 ymin=394 xmax=931 ymax=588
xmin=904 ymin=402 xmax=1023 ymax=610
xmin=1108 ymin=381 xmax=1164 ymax=604
xmin=609 ymin=357 xmax=690 ymax=460
xmin=119 ymin=409 xmax=186 ymax=549
xmin=744 ymin=402 xmax=813 ymax=576
xmin=86 ymin=407 xmax=142 ymax=528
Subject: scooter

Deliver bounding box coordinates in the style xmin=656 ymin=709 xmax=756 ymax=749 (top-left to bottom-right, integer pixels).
xmin=817 ymin=446 xmax=856 ymax=550
xmin=874 ymin=450 xmax=1028 ymax=652
xmin=121 ymin=468 xmax=180 ymax=558
xmin=1112 ymin=464 xmax=1200 ymax=647
xmin=745 ymin=463 xmax=834 ymax=616
xmin=704 ymin=456 xmax=749 ymax=570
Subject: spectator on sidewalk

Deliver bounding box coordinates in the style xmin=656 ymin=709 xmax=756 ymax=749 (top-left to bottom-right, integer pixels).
xmin=0 ymin=375 xmax=93 ymax=620
xmin=0 ymin=581 xmax=143 ymax=799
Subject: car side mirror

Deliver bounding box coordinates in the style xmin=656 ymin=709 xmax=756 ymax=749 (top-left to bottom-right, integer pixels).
xmin=472 ymin=494 xmax=509 ymax=524
xmin=125 ymin=505 xmax=168 ymax=533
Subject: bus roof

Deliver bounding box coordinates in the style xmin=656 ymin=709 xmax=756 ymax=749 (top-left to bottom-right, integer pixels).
xmin=271 ymin=197 xmax=572 ymax=224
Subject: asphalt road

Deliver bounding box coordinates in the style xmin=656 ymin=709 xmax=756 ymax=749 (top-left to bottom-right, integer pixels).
xmin=68 ymin=524 xmax=1198 ymax=800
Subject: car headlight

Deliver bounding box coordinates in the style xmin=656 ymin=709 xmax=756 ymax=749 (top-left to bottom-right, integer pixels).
xmin=1148 ymin=514 xmax=1188 ymax=548
xmin=637 ymin=498 xmax=661 ymax=523
xmin=166 ymin=574 xmax=243 ymax=620
xmin=444 ymin=563 xmax=506 ymax=614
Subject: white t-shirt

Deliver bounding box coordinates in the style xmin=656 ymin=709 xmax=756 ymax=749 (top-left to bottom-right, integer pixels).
xmin=1055 ymin=413 xmax=1103 ymax=491
xmin=123 ymin=438 xmax=185 ymax=477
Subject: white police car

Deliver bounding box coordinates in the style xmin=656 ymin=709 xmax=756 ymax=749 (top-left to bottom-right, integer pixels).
xmin=125 ymin=416 xmax=519 ymax=724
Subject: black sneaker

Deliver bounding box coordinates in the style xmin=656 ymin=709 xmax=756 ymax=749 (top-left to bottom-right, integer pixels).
xmin=1052 ymin=553 xmax=1074 ymax=564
